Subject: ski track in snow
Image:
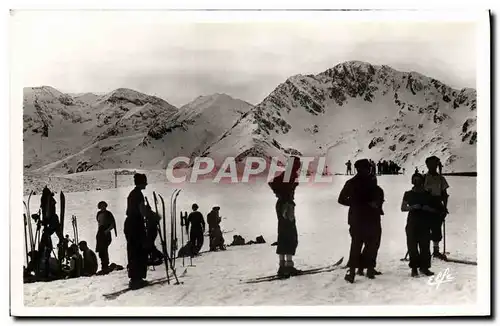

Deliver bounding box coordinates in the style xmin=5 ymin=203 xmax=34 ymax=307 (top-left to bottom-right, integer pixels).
xmin=23 ymin=175 xmax=477 ymax=306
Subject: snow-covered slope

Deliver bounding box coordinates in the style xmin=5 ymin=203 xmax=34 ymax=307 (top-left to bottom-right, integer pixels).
xmin=206 ymin=61 xmax=477 ymax=173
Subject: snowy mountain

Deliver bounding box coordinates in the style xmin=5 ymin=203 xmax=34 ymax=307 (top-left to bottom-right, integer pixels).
xmin=23 ymin=61 xmax=477 ymax=178
xmin=204 ymin=61 xmax=477 ymax=173
xmin=134 ymin=93 xmax=254 ymax=169
xmin=23 ymin=87 xmax=178 ymax=174
xmin=23 ymin=89 xmax=253 ymax=174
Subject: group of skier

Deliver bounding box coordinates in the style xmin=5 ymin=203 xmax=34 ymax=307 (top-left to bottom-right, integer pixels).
xmin=123 ymin=173 xmax=227 ymax=289
xmin=273 ymin=155 xmax=449 ymax=283
xmin=345 ymin=159 xmax=404 ymax=176
xmin=24 ymin=153 xmax=451 ymax=287
xmin=23 ymin=186 xmax=120 ymax=283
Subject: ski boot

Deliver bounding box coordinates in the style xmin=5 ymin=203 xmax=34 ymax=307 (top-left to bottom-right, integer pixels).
xmin=277 ymin=266 xmax=290 ymax=278
xmin=287 ymin=266 xmax=302 ymax=276
xmin=344 ymin=269 xmax=355 ymax=284
xmin=419 ymin=268 xmax=435 ymax=276
xmin=433 ymin=247 xmax=447 ymax=260
xmin=366 ymin=268 xmax=376 ymax=279
xmin=129 ymin=278 xmax=149 ymax=290
xmin=411 ymin=268 xmax=419 ymax=277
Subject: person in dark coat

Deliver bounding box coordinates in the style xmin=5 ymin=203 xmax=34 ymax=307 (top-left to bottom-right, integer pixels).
xmin=95 ymin=201 xmax=117 ymax=273
xmin=79 ymin=241 xmax=98 ymax=277
xmin=186 ymin=203 xmax=205 ymax=255
xmin=338 ymin=159 xmax=384 ymax=283
xmin=124 ymin=173 xmax=149 ymax=289
xmin=401 ymin=172 xmax=444 ymax=277
xmin=268 ymin=156 xmax=302 ymax=277
xmin=207 ymin=206 xmax=222 ymax=251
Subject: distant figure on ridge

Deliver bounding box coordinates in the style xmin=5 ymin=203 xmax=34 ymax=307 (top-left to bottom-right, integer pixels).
xmin=346 ymin=160 xmax=353 ymax=175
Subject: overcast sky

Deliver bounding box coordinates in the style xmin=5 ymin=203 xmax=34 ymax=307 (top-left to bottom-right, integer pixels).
xmin=11 ymin=11 xmax=478 ymax=107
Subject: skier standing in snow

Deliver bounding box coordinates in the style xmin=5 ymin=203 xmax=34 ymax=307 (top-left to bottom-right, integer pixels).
xmin=401 ymin=172 xmax=444 ymax=277
xmin=338 ymin=159 xmax=384 ymax=283
xmin=268 ymin=156 xmax=302 ymax=277
xmin=124 ymin=173 xmax=149 ymax=289
xmin=345 ymin=160 xmax=352 ymax=175
xmin=423 ymin=156 xmax=449 ymax=259
xmin=78 ymin=241 xmax=98 ymax=276
xmin=95 ymin=201 xmax=117 ymax=274
xmin=186 ymin=203 xmax=205 ymax=255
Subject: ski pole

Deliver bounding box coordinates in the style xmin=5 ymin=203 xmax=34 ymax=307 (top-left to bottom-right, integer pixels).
xmin=24 ymin=214 xmax=29 ymax=267
xmin=180 ymin=212 xmax=185 ymax=267
xmin=443 ymin=218 xmax=447 ymax=256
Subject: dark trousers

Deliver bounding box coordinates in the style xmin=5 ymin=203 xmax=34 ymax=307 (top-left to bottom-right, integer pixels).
xmin=347 ymin=222 xmax=380 ymax=269
xmin=276 ymin=200 xmax=298 ymax=255
xmin=406 ymin=217 xmax=431 ymax=269
xmin=190 ymin=229 xmax=204 ymax=254
xmin=429 ymin=215 xmax=444 ymax=242
xmin=96 ymin=229 xmax=111 ymax=270
xmin=124 ymin=218 xmax=147 ymax=281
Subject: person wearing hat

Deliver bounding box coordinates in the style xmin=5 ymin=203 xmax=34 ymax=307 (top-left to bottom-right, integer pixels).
xmin=423 ymin=156 xmax=449 ymax=259
xmin=401 ymin=172 xmax=444 ymax=277
xmin=124 ymin=173 xmax=149 ymax=289
xmin=95 ymin=200 xmax=116 ymax=274
xmin=207 ymin=206 xmax=222 ymax=251
xmin=186 ymin=203 xmax=206 ymax=255
xmin=338 ymin=158 xmax=385 ymax=283
xmin=268 ymin=156 xmax=302 ymax=277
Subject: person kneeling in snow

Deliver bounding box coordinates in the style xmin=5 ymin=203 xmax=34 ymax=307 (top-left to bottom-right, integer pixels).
xmin=268 ymin=156 xmax=302 ymax=278
xmin=79 ymin=241 xmax=98 ymax=276
xmin=401 ymin=172 xmax=444 ymax=277
xmin=63 ymin=244 xmax=83 ymax=279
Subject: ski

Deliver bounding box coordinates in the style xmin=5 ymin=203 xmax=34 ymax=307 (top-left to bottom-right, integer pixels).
xmin=243 ymin=257 xmax=344 ymax=284
xmin=443 ymin=257 xmax=477 ymax=265
xmin=170 ymin=189 xmax=181 ymax=269
xmin=23 ymin=214 xmax=29 ymax=266
xmin=159 ymin=193 xmax=182 ymax=285
xmin=23 ymin=190 xmax=34 ymax=252
xmin=103 ymin=271 xmax=186 ymax=300
xmin=243 ymin=257 xmax=344 ymax=283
